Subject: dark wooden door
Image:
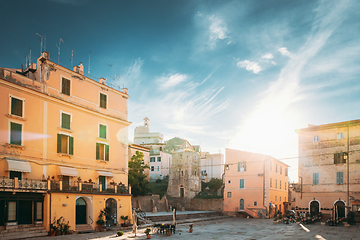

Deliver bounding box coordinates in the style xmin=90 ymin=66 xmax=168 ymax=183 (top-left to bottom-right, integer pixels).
xmin=18 ymin=201 xmax=32 ymax=224
xmin=0 ymin=200 xmax=4 ymax=226
xmin=76 ymin=198 xmax=87 ymax=224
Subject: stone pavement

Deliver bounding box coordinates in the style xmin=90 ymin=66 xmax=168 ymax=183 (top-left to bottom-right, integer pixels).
xmin=25 ymin=218 xmax=360 ymax=240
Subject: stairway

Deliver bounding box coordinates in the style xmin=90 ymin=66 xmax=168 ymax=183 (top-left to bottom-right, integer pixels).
xmin=0 ymin=224 xmax=48 ymax=239
xmin=75 ymin=224 xmax=95 ymax=233
xmin=244 ymin=208 xmax=260 ymax=218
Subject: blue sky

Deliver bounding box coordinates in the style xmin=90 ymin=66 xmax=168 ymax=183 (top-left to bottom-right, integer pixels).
xmin=1 ymin=0 xmax=360 ymax=181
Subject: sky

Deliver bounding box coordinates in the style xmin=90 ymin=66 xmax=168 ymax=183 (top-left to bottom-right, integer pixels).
xmin=1 ymin=0 xmax=360 ymax=182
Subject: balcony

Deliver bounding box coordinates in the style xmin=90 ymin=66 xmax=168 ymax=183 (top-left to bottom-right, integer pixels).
xmin=0 ymin=177 xmax=47 ymax=191
xmin=0 ymin=177 xmax=129 ymax=195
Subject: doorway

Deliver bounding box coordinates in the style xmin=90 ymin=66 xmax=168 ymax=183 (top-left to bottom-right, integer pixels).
xmin=105 ymin=198 xmax=117 ymax=226
xmin=0 ymin=200 xmax=5 ymax=226
xmin=76 ymin=197 xmax=87 ymax=224
xmin=334 ymin=201 xmax=346 ymax=218
xmin=310 ymin=201 xmax=320 ymax=217
xmin=240 ymin=199 xmax=244 ymax=211
xmin=180 ymin=187 xmax=184 ymax=198
xmin=18 ymin=201 xmax=32 ymax=224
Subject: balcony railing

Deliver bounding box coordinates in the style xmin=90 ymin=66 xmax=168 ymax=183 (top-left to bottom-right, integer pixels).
xmin=0 ymin=177 xmax=130 ymax=194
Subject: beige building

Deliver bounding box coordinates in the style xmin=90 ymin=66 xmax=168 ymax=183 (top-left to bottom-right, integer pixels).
xmin=295 ymin=120 xmax=360 ymax=219
xmin=224 ymin=148 xmax=289 ymax=217
xmin=200 ymin=152 xmax=225 ymax=182
xmin=134 ymin=117 xmax=163 ymax=144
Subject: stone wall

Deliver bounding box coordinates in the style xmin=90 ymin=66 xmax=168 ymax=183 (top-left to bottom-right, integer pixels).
xmin=167 ymin=197 xmax=223 ymax=212
xmin=132 ymin=195 xmax=169 ymax=212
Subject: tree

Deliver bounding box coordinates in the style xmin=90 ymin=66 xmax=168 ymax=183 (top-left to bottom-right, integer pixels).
xmin=128 ymin=151 xmax=151 ymax=196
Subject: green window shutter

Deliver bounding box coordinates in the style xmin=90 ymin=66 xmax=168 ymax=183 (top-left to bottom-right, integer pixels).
xmin=100 ymin=93 xmax=107 ymax=109
xmin=238 ymin=162 xmax=240 ymax=172
xmin=10 ymin=122 xmax=22 ymax=145
xmin=96 ymin=143 xmax=100 ymax=160
xmin=11 ymin=97 xmax=23 ymax=117
xmin=105 ymin=145 xmax=109 ymax=161
xmin=340 ymin=172 xmax=343 ymax=184
xmin=62 ymin=78 xmax=70 ymax=95
xmin=99 ymin=125 xmax=107 ymax=139
xmin=57 ymin=134 xmax=62 ymax=153
xmin=240 ymin=179 xmax=244 ymax=188
xmin=244 ymin=162 xmax=246 ymax=171
xmin=69 ymin=136 xmax=74 ymax=155
xmin=61 ymin=113 xmax=71 ymax=129
xmin=313 ymin=173 xmax=316 ymax=185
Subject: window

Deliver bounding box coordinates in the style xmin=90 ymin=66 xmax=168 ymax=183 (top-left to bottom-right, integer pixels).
xmin=276 ymin=164 xmax=278 ymax=173
xmin=100 ymin=93 xmax=107 ymax=109
xmin=61 ymin=112 xmax=71 ymax=130
xmin=285 ymin=182 xmax=287 ymax=190
xmin=150 ymin=157 xmax=155 ymax=162
xmin=36 ymin=202 xmax=43 ymax=221
xmin=238 ymin=161 xmax=246 ymax=172
xmin=228 ymin=180 xmax=231 ymax=184
xmin=270 ymin=178 xmax=272 ymax=187
xmin=225 ymin=165 xmax=229 ymax=170
xmin=227 ymin=192 xmax=232 ymax=198
xmin=157 ymin=166 xmax=160 ymax=171
xmin=239 ymin=179 xmax=245 ymax=189
xmin=99 ymin=124 xmax=107 ymax=139
xmin=96 ymin=143 xmax=109 ymax=161
xmin=336 ymin=172 xmax=343 ymax=184
xmin=8 ymin=202 xmax=16 ymax=221
xmin=157 ymin=157 xmax=161 ymax=162
xmin=10 ymin=96 xmax=24 ymax=117
xmin=280 ymin=180 xmax=282 ymax=189
xmin=270 ymin=161 xmax=272 ymax=171
xmin=337 ymin=133 xmax=343 ymax=139
xmin=285 ymin=168 xmax=288 ymax=176
xmin=254 ymin=201 xmax=257 ymax=206
xmin=10 ymin=171 xmax=22 ymax=180
xmin=280 ymin=166 xmax=282 ymax=174
xmin=275 ymin=196 xmax=277 ymax=201
xmin=150 ymin=166 xmax=154 ymax=171
xmin=334 ymin=152 xmax=347 ymax=164
xmin=57 ymin=134 xmax=74 ymax=155
xmin=313 ymin=136 xmax=319 ymax=142
xmin=10 ymin=122 xmax=22 ymax=145
xmin=61 ymin=78 xmax=71 ymax=95
xmin=313 ymin=173 xmax=319 ymax=185
xmin=280 ymin=196 xmax=282 ymax=202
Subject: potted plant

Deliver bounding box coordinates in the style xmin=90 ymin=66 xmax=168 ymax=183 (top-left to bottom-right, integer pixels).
xmin=77 ymin=177 xmax=82 ymax=182
xmin=121 ymin=215 xmax=129 ymax=227
xmin=166 ymin=229 xmax=171 ymax=236
xmin=96 ymin=209 xmax=106 ymax=231
xmin=49 ymin=220 xmax=58 ymax=236
xmin=144 ymin=227 xmax=151 ymax=239
xmin=117 ymin=231 xmax=124 ymax=236
xmin=189 ymin=224 xmax=193 ymax=233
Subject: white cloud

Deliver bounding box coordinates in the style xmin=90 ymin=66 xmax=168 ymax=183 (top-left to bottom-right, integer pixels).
xmin=278 ymin=47 xmax=293 ymax=58
xmin=237 ymin=60 xmax=262 ymax=74
xmin=262 ymin=53 xmax=274 ymax=59
xmin=209 ymin=15 xmax=228 ymax=48
xmin=158 ymin=73 xmax=188 ymax=89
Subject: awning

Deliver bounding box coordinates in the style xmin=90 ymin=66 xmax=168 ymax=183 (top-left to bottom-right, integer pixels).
xmin=57 ymin=166 xmax=78 ymax=176
xmin=97 ymin=171 xmax=113 ymax=177
xmin=4 ymin=158 xmax=31 ymax=172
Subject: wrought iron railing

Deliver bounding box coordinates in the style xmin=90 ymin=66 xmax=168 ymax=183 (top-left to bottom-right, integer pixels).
xmin=18 ymin=179 xmax=47 ymax=190
xmin=0 ymin=177 xmax=14 ymax=188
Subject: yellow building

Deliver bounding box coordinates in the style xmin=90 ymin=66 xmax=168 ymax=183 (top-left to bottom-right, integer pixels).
xmin=224 ymin=148 xmax=289 ymax=218
xmin=0 ymin=52 xmax=132 ymax=233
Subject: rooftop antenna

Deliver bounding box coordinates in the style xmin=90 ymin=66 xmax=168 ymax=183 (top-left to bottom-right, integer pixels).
xmin=106 ymin=64 xmax=113 ymax=81
xmin=71 ymin=50 xmax=74 ymax=67
xmin=25 ymin=55 xmax=28 ymax=68
xmin=36 ymin=33 xmax=45 ymax=54
xmin=88 ymin=51 xmax=96 ymax=75
xmin=56 ymin=37 xmax=64 ymax=64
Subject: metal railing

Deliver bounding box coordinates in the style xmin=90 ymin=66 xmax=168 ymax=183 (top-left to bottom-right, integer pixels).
xmin=0 ymin=177 xmax=14 ymax=188
xmin=18 ymin=179 xmax=47 ymax=190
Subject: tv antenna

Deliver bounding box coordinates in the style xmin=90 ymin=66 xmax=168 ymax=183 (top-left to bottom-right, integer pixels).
xmin=106 ymin=64 xmax=113 ymax=81
xmin=88 ymin=51 xmax=96 ymax=75
xmin=56 ymin=37 xmax=64 ymax=64
xmin=36 ymin=33 xmax=46 ymax=54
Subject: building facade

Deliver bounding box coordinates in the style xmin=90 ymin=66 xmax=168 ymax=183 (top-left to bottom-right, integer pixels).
xmin=200 ymin=152 xmax=225 ymax=182
xmin=295 ymin=120 xmax=360 ymax=219
xmin=223 ymin=148 xmax=289 ymax=217
xmin=0 ymin=52 xmax=132 ymax=232
xmin=128 ymin=144 xmax=150 ymax=180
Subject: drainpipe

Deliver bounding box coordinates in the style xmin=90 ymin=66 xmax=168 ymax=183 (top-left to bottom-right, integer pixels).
xmin=347 ymin=123 xmax=350 ymax=207
xmin=299 ymin=177 xmax=303 ymax=200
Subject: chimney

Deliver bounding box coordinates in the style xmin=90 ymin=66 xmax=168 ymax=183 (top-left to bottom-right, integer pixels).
xmin=41 ymin=51 xmax=50 ymax=60
xmin=123 ymin=88 xmax=128 ymax=94
xmin=73 ymin=63 xmax=84 ymax=75
xmin=100 ymin=78 xmax=106 ymax=85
